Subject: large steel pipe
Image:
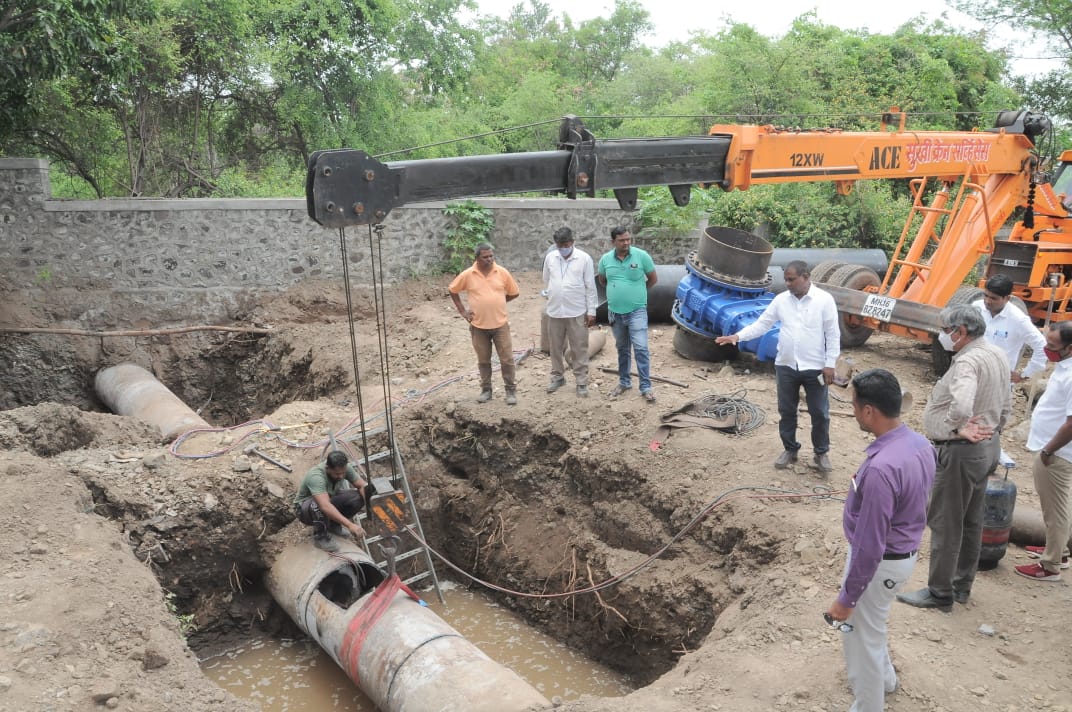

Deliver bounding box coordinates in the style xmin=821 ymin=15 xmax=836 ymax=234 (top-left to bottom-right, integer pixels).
xmin=595 ymin=264 xmax=689 ymax=324
xmin=1010 ymin=505 xmax=1072 ymax=550
xmin=772 ymin=248 xmax=888 ymax=276
xmin=266 ymin=539 xmax=550 ymax=712
xmin=95 ymin=363 xmax=210 ymax=440
xmin=696 ymin=226 xmax=774 ymax=284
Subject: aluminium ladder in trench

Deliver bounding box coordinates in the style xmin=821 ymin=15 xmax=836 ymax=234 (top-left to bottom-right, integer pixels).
xmin=344 ymin=427 xmax=446 ymax=604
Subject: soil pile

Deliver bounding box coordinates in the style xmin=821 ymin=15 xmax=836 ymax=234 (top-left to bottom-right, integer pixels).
xmin=1 ymin=274 xmax=1070 ymax=711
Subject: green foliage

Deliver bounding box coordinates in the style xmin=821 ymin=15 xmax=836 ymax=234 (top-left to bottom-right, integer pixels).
xmin=705 ymin=182 xmax=913 ymax=252
xmin=33 ymin=266 xmax=53 ymax=286
xmin=6 ymin=0 xmax=1070 ymax=200
xmin=212 ymin=163 xmax=304 ymax=198
xmin=637 ymin=186 xmax=715 ymax=235
xmin=442 ymin=200 xmax=495 ymax=273
xmin=0 ymin=0 xmax=155 ymax=138
xmin=164 ymin=591 xmax=196 ymax=640
xmin=951 ymin=0 xmax=1072 ymax=86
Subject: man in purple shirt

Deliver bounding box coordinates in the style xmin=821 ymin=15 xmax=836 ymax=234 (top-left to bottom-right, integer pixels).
xmin=825 ymin=369 xmax=936 ymax=711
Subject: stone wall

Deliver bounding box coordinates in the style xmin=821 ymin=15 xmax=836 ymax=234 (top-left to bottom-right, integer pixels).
xmin=0 ymin=158 xmax=697 ymax=322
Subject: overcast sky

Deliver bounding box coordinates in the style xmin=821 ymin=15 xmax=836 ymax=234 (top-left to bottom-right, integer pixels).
xmin=471 ymin=0 xmax=1061 ymax=78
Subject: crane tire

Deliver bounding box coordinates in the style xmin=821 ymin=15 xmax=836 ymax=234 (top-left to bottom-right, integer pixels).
xmin=811 ymin=260 xmax=845 ymax=285
xmin=829 ymin=263 xmax=881 ymax=348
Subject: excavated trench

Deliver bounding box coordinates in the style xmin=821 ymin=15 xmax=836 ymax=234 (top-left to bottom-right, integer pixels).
xmin=0 ymin=327 xmax=786 ymax=695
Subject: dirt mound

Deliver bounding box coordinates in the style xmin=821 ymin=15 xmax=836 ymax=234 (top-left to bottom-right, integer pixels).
xmin=1 ymin=274 xmax=1071 ymax=711
xmin=0 ymin=402 xmax=160 ymax=456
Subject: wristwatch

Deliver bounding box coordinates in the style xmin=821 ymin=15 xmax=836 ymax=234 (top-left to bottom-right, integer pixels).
xmin=1041 ymin=449 xmax=1054 ymax=457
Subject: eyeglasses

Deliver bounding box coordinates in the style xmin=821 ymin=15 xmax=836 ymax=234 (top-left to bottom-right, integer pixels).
xmin=823 ymin=612 xmax=854 ymax=633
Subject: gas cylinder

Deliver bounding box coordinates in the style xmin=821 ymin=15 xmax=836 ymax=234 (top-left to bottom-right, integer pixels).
xmin=978 ymin=473 xmax=1017 ymax=570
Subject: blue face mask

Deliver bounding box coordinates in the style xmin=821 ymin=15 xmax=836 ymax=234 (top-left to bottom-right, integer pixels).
xmin=558 ymin=247 xmax=573 ymax=258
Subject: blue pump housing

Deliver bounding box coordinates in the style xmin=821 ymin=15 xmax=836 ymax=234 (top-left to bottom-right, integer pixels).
xmin=671 ymin=259 xmax=781 ymax=362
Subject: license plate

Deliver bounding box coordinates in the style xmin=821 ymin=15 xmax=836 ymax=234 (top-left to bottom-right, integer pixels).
xmin=860 ymin=294 xmax=896 ymax=322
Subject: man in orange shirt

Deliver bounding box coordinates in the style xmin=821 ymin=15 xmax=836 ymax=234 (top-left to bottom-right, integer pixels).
xmin=449 ymin=243 xmax=522 ymax=404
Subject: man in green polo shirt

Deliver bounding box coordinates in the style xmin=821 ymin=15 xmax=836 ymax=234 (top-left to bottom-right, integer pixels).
xmin=293 ymin=451 xmax=373 ymax=552
xmin=598 ymin=227 xmax=658 ymax=402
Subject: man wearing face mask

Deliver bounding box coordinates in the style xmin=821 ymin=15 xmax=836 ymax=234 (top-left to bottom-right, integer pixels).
xmin=897 ymin=305 xmax=1010 ymax=611
xmin=543 ymin=227 xmax=597 ymax=397
xmin=1014 ymin=323 xmax=1072 ymax=582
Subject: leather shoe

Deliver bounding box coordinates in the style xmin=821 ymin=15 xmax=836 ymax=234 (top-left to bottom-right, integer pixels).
xmin=954 ymin=590 xmax=970 ymax=605
xmin=476 ymin=389 xmax=492 ymax=403
xmin=505 ymin=390 xmax=518 ymax=406
xmin=896 ymin=587 xmax=952 ymax=612
xmin=774 ymin=450 xmax=798 ymax=469
xmin=576 ymin=384 xmax=588 ymax=398
xmin=814 ymin=452 xmax=833 ymax=473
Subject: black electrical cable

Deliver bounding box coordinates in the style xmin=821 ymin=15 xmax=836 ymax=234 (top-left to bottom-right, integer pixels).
xmin=404 ymin=485 xmax=844 ymax=600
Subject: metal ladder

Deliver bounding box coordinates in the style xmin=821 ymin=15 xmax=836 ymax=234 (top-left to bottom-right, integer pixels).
xmin=350 ymin=432 xmax=445 ymax=604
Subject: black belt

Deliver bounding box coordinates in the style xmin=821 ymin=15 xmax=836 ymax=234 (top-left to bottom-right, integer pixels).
xmin=882 ymin=550 xmax=917 ymax=560
xmin=931 ymin=438 xmax=972 ymax=446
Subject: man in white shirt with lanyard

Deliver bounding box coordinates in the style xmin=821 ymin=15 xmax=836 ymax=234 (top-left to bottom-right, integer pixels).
xmin=543 ymin=227 xmax=597 ymax=397
xmin=716 ymin=260 xmax=841 ymax=473
xmin=973 ymin=274 xmax=1047 ymax=383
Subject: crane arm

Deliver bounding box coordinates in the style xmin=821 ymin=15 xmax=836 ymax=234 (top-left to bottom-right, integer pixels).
xmin=306 ymin=116 xmax=736 ymax=227
xmin=306 ymin=110 xmax=1051 ymax=228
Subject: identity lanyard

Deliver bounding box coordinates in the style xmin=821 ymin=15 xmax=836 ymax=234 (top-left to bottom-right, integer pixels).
xmin=558 ymin=254 xmax=571 ymax=280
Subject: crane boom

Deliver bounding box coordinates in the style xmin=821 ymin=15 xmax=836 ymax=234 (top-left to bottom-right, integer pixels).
xmin=306 ymin=111 xmax=1049 ymax=228
xmin=305 ymin=110 xmax=1072 ymax=357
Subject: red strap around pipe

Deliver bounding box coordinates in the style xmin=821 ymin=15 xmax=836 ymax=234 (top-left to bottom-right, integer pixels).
xmin=339 ymin=575 xmax=421 ymax=682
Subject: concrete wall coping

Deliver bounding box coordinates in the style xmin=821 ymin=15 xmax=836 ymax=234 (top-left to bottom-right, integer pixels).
xmin=0 ymin=158 xmax=49 ymax=169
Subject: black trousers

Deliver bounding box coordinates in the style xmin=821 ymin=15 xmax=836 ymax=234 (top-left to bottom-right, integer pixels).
xmin=297 ymin=489 xmax=364 ymax=535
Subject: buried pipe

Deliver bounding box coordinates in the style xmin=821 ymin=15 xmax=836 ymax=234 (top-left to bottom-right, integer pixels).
xmin=95 ymin=363 xmax=210 ymax=440
xmin=538 ymin=316 xmax=609 ymax=356
xmin=266 ymin=538 xmax=551 ymax=712
xmin=1010 ymin=505 xmax=1072 ymax=551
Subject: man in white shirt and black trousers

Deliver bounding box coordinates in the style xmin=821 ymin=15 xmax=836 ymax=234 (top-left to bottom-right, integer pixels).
xmin=716 ymin=260 xmax=841 ymax=473
xmin=973 ymin=273 xmax=1047 ymax=384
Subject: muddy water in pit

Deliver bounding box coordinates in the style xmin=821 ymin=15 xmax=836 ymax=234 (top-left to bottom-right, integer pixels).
xmin=202 ymin=582 xmax=633 ymax=710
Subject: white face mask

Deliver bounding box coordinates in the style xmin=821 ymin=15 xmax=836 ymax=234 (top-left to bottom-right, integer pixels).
xmin=558 ymin=247 xmax=573 ymax=258
xmin=938 ymin=329 xmax=957 ymax=352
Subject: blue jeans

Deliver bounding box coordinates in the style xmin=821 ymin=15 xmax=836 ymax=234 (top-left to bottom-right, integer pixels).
xmin=609 ymin=308 xmax=651 ymax=392
xmin=775 ymin=365 xmax=830 ymax=454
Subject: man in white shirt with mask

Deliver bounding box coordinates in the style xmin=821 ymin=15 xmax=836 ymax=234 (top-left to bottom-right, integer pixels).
xmin=716 ymin=260 xmax=841 ymax=473
xmin=973 ymin=274 xmax=1047 ymax=384
xmin=543 ymin=227 xmax=597 ymax=397
xmin=1014 ymin=323 xmax=1072 ymax=582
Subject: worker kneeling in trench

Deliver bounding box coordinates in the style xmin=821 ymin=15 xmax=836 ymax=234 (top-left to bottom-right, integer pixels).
xmin=293 ymin=450 xmax=375 ymax=552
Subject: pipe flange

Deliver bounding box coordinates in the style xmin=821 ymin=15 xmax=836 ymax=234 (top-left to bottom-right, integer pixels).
xmin=686 ymin=251 xmax=773 ymax=290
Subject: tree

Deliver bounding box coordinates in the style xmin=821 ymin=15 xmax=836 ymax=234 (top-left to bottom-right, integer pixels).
xmin=953 ymin=0 xmax=1072 ymax=127
xmin=560 ymin=0 xmax=652 ymax=87
xmin=0 ymin=0 xmax=153 ymax=139
xmin=391 ymin=0 xmax=479 ymax=98
xmin=951 ymin=0 xmax=1072 ymax=61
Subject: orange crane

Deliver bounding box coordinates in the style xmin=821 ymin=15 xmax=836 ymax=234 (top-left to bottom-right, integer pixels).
xmin=306 ymin=110 xmax=1071 ymax=366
